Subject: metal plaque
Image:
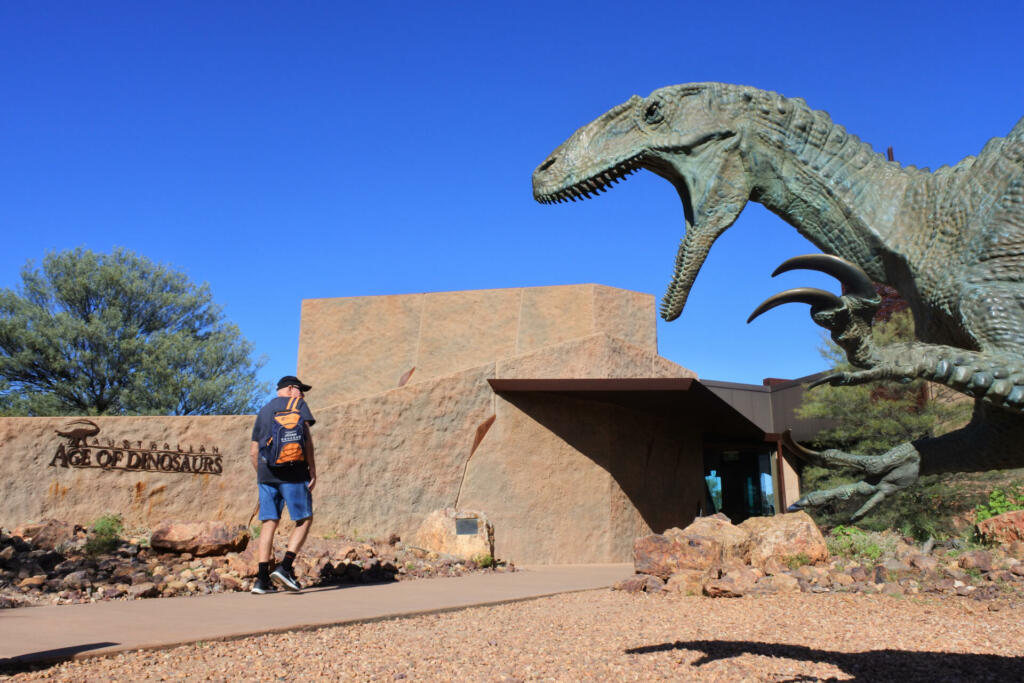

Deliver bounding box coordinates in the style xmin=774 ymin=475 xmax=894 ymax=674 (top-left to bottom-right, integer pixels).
xmin=455 ymin=518 xmax=479 ymax=535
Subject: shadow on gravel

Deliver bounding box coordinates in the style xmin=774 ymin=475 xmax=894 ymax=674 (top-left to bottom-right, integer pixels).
xmin=0 ymin=642 xmax=118 ymax=675
xmin=625 ymin=639 xmax=1024 ymax=681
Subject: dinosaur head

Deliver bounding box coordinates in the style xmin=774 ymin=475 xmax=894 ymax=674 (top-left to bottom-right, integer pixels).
xmin=533 ymin=83 xmax=751 ymax=321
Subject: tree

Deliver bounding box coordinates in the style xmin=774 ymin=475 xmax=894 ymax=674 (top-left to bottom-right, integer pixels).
xmin=0 ymin=248 xmax=268 ymax=416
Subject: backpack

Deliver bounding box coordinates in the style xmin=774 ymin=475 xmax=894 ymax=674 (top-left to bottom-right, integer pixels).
xmin=265 ymin=396 xmax=307 ymax=467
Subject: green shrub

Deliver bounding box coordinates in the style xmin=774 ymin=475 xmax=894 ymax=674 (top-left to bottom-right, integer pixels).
xmin=785 ymin=552 xmax=811 ymax=570
xmin=826 ymin=525 xmax=894 ymax=561
xmin=84 ymin=513 xmax=123 ymax=556
xmin=974 ymin=486 xmax=1024 ymax=523
xmin=471 ymin=553 xmax=495 ymax=568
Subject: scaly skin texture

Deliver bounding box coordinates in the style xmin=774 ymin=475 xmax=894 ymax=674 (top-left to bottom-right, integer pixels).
xmin=533 ymin=82 xmax=1024 ymax=520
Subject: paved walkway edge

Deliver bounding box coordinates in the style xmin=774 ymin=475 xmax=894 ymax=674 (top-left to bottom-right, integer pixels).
xmin=1 ymin=563 xmax=631 ymax=670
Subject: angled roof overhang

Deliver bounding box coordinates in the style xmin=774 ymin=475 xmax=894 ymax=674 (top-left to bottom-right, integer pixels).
xmin=488 ymin=378 xmax=771 ymax=443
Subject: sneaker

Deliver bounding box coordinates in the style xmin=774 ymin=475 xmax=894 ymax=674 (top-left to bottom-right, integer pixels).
xmin=251 ymin=578 xmax=277 ymax=594
xmin=270 ymin=566 xmax=301 ymax=592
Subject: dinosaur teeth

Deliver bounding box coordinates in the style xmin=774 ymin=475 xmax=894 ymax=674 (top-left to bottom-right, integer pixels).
xmin=547 ymin=153 xmax=646 ymax=204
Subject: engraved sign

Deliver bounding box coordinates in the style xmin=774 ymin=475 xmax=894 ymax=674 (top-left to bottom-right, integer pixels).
xmin=49 ymin=420 xmax=222 ymax=476
xmin=455 ymin=517 xmax=479 ymax=535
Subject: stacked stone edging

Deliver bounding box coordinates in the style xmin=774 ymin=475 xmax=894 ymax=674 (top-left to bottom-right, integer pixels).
xmin=0 ymin=520 xmax=515 ymax=609
xmin=616 ymin=511 xmax=1024 ymax=603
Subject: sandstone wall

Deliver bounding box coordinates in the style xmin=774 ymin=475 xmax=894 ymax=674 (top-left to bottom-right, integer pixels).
xmin=0 ymin=415 xmax=254 ymax=531
xmin=299 ymin=333 xmax=699 ymax=563
xmin=297 ymin=284 xmax=659 ymax=407
xmin=457 ymin=391 xmax=704 ymax=563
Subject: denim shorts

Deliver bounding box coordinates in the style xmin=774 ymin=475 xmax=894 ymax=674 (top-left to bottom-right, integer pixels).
xmin=258 ymin=482 xmax=313 ymax=522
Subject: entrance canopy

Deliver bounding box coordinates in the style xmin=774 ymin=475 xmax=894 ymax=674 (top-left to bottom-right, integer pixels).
xmin=488 ymin=378 xmax=770 ymax=442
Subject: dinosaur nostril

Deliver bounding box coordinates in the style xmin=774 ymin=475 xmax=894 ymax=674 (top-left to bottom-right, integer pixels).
xmin=538 ymin=157 xmax=556 ymax=172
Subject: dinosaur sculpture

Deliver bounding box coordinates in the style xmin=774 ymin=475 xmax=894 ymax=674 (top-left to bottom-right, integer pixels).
xmin=533 ymin=82 xmax=1024 ymax=520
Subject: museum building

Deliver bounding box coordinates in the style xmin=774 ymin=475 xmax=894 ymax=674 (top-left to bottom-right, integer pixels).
xmin=2 ymin=284 xmax=825 ymax=564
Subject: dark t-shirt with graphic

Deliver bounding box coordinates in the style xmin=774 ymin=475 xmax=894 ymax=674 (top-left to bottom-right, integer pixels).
xmin=251 ymin=396 xmax=316 ymax=484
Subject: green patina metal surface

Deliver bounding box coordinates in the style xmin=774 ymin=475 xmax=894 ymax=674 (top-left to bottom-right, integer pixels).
xmin=534 ymin=82 xmax=1024 ymax=520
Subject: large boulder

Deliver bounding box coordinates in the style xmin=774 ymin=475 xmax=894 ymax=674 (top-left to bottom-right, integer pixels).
xmin=225 ymin=546 xmax=260 ymax=577
xmin=976 ymin=510 xmax=1024 ymax=546
xmin=958 ymin=550 xmax=994 ymax=572
xmin=669 ymin=515 xmax=750 ymax=566
xmin=703 ymin=567 xmax=760 ymax=598
xmin=612 ymin=574 xmax=664 ymax=594
xmin=12 ymin=519 xmax=79 ymax=551
xmin=665 ymin=569 xmax=709 ymax=596
xmin=634 ymin=533 xmax=721 ymax=579
xmin=149 ymin=521 xmax=249 ymax=556
xmin=738 ymin=511 xmax=828 ymax=570
xmin=412 ymin=509 xmax=494 ymax=562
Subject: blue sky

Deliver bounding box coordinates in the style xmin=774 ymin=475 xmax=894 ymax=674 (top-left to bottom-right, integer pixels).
xmin=2 ymin=2 xmax=1022 ymax=396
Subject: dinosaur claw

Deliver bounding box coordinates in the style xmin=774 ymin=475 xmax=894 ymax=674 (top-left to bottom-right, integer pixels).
xmin=808 ymin=373 xmax=844 ymax=389
xmin=747 ymin=287 xmax=843 ymax=324
xmin=770 ymin=254 xmax=877 ymax=300
xmin=780 ymin=429 xmax=824 ymax=464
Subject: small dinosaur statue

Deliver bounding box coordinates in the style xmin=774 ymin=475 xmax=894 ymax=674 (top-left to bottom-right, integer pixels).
xmin=533 ymin=82 xmax=1024 ymax=520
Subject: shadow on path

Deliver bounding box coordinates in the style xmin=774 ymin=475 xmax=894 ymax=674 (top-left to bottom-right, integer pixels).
xmin=0 ymin=642 xmax=119 ymax=674
xmin=626 ymin=639 xmax=1024 ymax=681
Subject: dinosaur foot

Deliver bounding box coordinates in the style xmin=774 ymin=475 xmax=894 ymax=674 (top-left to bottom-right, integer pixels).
xmin=782 ymin=431 xmax=921 ymax=521
xmin=808 ymin=344 xmax=1024 ymax=411
xmin=747 ymin=254 xmax=881 ymax=368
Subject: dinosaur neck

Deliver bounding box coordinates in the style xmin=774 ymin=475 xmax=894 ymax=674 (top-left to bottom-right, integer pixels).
xmin=740 ymin=92 xmax=912 ymax=283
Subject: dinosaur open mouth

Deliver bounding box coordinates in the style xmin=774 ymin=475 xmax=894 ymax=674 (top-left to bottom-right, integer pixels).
xmin=535 ymin=153 xmax=646 ymax=204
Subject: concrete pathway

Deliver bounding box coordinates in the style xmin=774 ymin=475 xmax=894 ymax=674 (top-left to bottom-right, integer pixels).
xmin=0 ymin=564 xmax=631 ymax=668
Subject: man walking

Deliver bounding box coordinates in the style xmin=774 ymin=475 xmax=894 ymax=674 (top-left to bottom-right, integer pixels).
xmin=249 ymin=375 xmax=317 ymax=593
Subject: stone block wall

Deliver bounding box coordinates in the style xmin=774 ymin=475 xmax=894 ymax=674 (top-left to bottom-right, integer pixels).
xmin=297 ymin=284 xmax=658 ymax=408
xmin=0 ymin=415 xmax=254 ymax=531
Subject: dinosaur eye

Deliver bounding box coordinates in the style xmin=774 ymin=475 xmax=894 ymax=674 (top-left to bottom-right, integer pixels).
xmin=644 ymin=101 xmax=664 ymax=125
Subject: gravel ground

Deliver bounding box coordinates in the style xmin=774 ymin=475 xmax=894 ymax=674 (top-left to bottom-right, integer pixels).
xmin=5 ymin=590 xmax=1023 ymax=681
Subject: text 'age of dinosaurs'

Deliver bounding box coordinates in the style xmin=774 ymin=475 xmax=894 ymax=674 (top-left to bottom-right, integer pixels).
xmin=533 ymin=82 xmax=1024 ymax=521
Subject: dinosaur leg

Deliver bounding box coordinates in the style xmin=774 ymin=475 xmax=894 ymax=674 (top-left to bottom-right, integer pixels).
xmin=787 ymin=403 xmax=1024 ymax=520
xmin=783 ymin=434 xmax=921 ymax=520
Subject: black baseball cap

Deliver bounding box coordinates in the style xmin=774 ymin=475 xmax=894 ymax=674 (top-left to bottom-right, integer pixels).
xmin=277 ymin=375 xmax=312 ymax=392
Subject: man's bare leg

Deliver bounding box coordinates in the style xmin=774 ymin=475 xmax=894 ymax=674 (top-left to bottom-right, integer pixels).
xmin=287 ymin=517 xmax=312 ymax=555
xmin=258 ymin=519 xmax=279 ymax=563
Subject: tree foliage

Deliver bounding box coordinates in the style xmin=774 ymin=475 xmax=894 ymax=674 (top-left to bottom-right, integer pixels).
xmin=0 ymin=248 xmax=268 ymax=416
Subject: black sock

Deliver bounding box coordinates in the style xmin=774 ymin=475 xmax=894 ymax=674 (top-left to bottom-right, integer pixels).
xmin=283 ymin=551 xmax=296 ymax=571
xmin=258 ymin=562 xmax=270 ymax=583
